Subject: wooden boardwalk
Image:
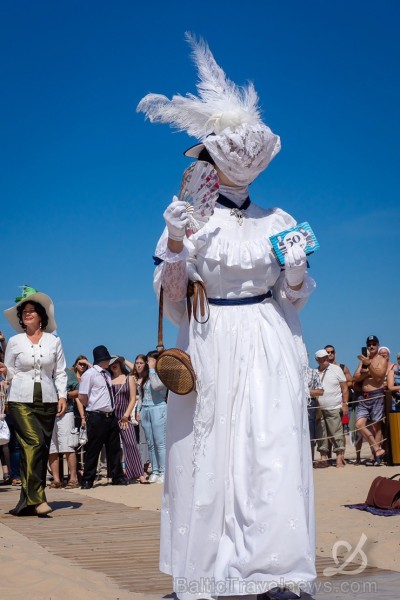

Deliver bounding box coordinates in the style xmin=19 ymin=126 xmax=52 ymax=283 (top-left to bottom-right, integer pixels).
xmin=0 ymin=487 xmax=172 ymax=595
xmin=0 ymin=486 xmax=392 ymax=598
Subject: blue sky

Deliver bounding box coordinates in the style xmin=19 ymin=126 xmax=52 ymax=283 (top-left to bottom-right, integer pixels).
xmin=1 ymin=0 xmax=399 ymax=372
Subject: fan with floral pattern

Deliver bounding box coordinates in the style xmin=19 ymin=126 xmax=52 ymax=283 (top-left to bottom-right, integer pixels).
xmin=179 ymin=160 xmax=219 ymax=237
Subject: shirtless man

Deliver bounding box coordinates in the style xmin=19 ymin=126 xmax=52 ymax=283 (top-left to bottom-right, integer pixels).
xmin=353 ymin=335 xmax=388 ymax=462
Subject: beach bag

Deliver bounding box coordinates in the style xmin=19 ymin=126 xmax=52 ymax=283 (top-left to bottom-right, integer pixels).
xmin=131 ymin=402 xmax=139 ymax=426
xmin=0 ymin=385 xmax=10 ymax=445
xmin=365 ymin=474 xmax=400 ymax=509
xmin=67 ymin=427 xmax=80 ymax=448
xmin=0 ymin=419 xmax=10 ymax=446
xmin=155 ymin=283 xmax=209 ymax=395
xmin=78 ymin=426 xmax=88 ymax=445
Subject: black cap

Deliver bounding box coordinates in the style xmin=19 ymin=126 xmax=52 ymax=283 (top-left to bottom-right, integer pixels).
xmin=366 ymin=335 xmax=379 ymax=345
xmin=92 ymin=345 xmax=112 ymax=364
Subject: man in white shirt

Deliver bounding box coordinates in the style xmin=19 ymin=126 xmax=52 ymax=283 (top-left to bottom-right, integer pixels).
xmin=315 ymin=349 xmax=349 ymax=468
xmin=78 ymin=345 xmax=126 ymax=489
xmin=306 ymin=365 xmax=324 ymax=465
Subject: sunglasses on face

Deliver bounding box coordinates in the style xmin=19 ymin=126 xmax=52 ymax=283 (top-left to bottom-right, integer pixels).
xmin=367 ymin=343 xmax=378 ymax=347
xmin=77 ymin=362 xmax=87 ymax=367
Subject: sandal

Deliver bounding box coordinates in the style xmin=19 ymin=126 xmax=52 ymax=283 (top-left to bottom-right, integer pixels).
xmin=372 ymin=449 xmax=385 ymax=465
xmin=64 ymin=481 xmax=79 ymax=489
xmin=48 ymin=481 xmax=62 ymax=489
xmin=138 ymin=476 xmax=150 ymax=484
xmin=313 ymin=461 xmax=330 ymax=469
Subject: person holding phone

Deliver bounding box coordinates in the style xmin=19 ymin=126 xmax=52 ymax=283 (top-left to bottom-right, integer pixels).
xmin=353 ymin=335 xmax=388 ymax=463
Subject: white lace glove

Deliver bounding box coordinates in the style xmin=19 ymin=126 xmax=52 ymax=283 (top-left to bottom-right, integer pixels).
xmin=163 ymin=196 xmax=189 ymax=242
xmin=284 ymin=245 xmax=307 ymax=287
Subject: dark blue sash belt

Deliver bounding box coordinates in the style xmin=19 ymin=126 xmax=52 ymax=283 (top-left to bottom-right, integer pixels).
xmin=208 ymin=291 xmax=272 ymax=306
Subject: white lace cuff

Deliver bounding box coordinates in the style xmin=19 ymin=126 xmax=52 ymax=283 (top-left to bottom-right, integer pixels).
xmin=154 ymin=230 xmax=190 ymax=264
xmin=163 ymin=246 xmax=189 ymax=263
xmin=283 ymin=273 xmax=316 ymax=302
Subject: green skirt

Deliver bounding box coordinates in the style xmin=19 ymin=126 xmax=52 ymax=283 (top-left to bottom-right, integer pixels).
xmin=9 ymin=383 xmax=57 ymax=515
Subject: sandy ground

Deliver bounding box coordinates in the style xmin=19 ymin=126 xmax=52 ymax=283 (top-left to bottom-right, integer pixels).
xmin=0 ymin=438 xmax=399 ymax=599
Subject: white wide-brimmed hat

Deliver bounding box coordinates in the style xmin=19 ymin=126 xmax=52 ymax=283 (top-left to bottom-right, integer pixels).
xmin=4 ymin=285 xmax=57 ymax=333
xmin=137 ymin=33 xmax=281 ymax=187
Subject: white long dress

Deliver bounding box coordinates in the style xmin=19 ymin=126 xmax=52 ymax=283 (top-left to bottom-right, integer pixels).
xmin=155 ymin=201 xmax=316 ymax=600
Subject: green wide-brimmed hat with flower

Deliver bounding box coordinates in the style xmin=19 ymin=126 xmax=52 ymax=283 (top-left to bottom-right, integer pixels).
xmin=4 ymin=285 xmax=57 ymax=333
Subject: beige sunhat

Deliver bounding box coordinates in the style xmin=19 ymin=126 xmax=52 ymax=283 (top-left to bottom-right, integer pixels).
xmin=4 ymin=285 xmax=57 ymax=333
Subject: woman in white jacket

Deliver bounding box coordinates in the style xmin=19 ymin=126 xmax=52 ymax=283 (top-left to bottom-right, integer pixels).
xmin=0 ymin=286 xmax=67 ymax=516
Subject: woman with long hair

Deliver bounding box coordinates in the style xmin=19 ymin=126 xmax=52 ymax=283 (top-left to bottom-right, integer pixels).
xmin=48 ymin=355 xmax=89 ymax=489
xmin=72 ymin=355 xmax=91 ymax=381
xmin=135 ymin=352 xmax=167 ymax=484
xmin=71 ymin=355 xmax=90 ymax=426
xmin=131 ymin=354 xmax=150 ymax=471
xmin=109 ymin=356 xmax=148 ymax=484
xmin=0 ymin=286 xmax=67 ymax=516
xmin=68 ymin=355 xmax=91 ymax=480
xmin=132 ymin=354 xmax=148 ymax=393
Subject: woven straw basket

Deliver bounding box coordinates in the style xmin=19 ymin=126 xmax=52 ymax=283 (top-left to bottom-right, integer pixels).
xmin=156 ymin=348 xmax=195 ymax=395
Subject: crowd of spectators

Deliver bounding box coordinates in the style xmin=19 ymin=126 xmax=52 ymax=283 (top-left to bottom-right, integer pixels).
xmin=307 ymin=336 xmax=400 ymax=468
xmin=2 ymin=328 xmax=400 ymax=483
xmin=0 ymin=330 xmax=166 ymax=488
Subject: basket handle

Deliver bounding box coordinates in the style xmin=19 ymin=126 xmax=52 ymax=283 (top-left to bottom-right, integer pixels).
xmin=157 ymin=287 xmax=165 ymax=353
xmin=157 ymin=281 xmax=210 ymax=352
xmin=187 ymin=281 xmax=210 ymax=324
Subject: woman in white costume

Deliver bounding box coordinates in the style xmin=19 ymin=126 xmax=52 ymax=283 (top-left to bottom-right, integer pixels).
xmin=137 ymin=34 xmax=316 ymax=600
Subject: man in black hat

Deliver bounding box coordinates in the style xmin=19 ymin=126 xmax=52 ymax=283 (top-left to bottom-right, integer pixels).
xmin=78 ymin=345 xmax=127 ymax=488
xmin=353 ymin=335 xmax=388 ymax=464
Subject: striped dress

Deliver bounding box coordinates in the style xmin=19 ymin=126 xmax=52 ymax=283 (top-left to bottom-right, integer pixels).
xmin=112 ymin=377 xmax=143 ymax=480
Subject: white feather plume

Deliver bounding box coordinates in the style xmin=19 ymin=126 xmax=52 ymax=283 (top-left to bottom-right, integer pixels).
xmin=136 ymin=32 xmax=262 ymax=140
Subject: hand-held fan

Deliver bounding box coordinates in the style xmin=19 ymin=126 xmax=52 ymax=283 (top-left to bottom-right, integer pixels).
xmin=178 ymin=160 xmax=219 ymax=237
